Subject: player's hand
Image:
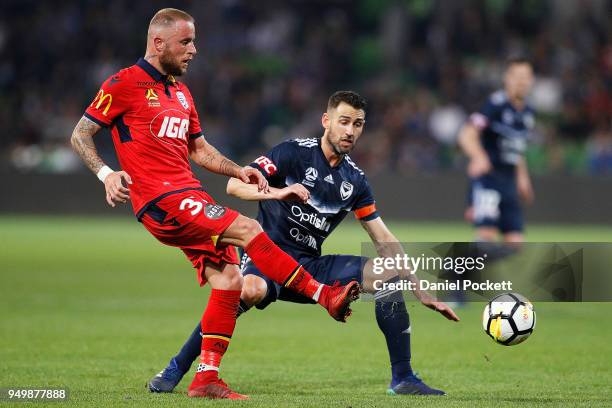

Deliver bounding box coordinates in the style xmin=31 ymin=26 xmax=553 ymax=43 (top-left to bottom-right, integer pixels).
xmin=517 ymin=176 xmax=534 ymax=205
xmin=104 ymin=170 xmax=132 ymax=207
xmin=238 ymin=166 xmax=269 ymax=193
xmin=468 ymin=155 xmax=492 ymax=178
xmin=418 ymin=292 xmax=460 ymax=321
xmin=276 ymin=183 xmax=310 ymax=204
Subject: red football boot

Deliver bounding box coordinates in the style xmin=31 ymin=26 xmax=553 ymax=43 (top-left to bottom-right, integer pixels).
xmin=319 ymin=281 xmax=361 ymax=322
xmin=187 ymin=372 xmax=248 ymax=400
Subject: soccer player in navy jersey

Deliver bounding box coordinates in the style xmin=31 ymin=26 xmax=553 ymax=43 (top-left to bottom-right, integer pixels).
xmin=149 ymin=91 xmax=460 ymax=396
xmin=459 ymin=58 xmax=536 ymax=243
xmin=70 ymin=8 xmax=360 ymax=400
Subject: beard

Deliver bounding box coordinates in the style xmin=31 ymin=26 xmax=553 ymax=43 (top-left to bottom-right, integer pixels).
xmin=332 ymin=143 xmax=351 ymax=155
xmin=159 ymin=52 xmax=185 ymax=76
xmin=327 ymin=136 xmax=353 ymax=156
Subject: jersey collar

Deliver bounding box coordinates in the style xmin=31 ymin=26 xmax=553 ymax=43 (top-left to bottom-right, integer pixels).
xmin=136 ymin=58 xmax=177 ymax=86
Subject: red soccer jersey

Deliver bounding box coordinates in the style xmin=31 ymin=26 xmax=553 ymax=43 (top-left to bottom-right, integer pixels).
xmin=84 ymin=58 xmax=204 ymax=218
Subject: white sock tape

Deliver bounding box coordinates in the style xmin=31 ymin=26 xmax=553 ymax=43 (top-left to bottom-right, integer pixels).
xmin=312 ymin=284 xmax=324 ymax=302
xmin=197 ymin=363 xmax=219 ymax=373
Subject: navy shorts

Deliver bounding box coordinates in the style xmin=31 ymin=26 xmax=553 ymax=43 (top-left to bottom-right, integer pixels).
xmin=240 ymin=252 xmax=367 ymax=309
xmin=470 ymin=172 xmax=523 ymax=233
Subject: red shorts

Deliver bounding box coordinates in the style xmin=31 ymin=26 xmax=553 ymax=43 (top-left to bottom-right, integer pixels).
xmin=140 ymin=189 xmax=240 ymax=286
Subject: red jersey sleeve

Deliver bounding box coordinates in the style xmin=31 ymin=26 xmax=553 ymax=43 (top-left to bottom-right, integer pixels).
xmin=84 ymin=71 xmax=129 ymax=127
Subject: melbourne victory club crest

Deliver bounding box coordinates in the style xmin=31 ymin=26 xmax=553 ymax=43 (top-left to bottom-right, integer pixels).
xmin=340 ymin=181 xmax=353 ymax=200
xmin=176 ymin=91 xmax=190 ymax=110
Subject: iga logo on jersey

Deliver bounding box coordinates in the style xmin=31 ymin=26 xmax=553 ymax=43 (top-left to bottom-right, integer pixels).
xmin=150 ymin=109 xmax=190 ymax=142
xmin=176 ymin=91 xmax=190 ymax=110
xmin=340 ymin=181 xmax=353 ymax=200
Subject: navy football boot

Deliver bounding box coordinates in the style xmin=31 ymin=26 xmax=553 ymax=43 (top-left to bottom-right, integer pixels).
xmin=148 ymin=357 xmax=186 ymax=393
xmin=387 ymin=373 xmax=446 ymax=396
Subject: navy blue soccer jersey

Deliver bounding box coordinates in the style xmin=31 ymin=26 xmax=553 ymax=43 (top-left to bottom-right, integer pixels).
xmin=249 ymin=138 xmax=379 ymax=258
xmin=469 ymin=90 xmax=536 ymax=175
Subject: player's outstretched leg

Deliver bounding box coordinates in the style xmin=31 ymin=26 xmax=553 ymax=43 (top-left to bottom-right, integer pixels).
xmin=375 ymin=280 xmax=445 ymax=396
xmin=221 ymin=215 xmax=361 ymax=322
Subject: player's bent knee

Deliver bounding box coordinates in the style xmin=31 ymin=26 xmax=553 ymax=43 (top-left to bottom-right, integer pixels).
xmin=237 ymin=216 xmax=263 ymax=243
xmin=206 ymin=263 xmax=243 ymax=291
xmin=213 ymin=273 xmax=242 ymax=291
xmin=220 ymin=215 xmax=265 ymax=248
xmin=225 ymin=270 xmax=243 ymax=291
xmin=241 ymin=275 xmax=268 ymax=306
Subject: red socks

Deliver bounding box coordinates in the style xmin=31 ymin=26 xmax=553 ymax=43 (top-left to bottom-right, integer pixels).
xmin=244 ymin=232 xmax=323 ymax=301
xmin=198 ymin=289 xmax=241 ymax=376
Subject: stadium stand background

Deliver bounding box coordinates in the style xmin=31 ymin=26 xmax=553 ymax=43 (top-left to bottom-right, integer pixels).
xmin=1 ymin=0 xmax=610 ymax=221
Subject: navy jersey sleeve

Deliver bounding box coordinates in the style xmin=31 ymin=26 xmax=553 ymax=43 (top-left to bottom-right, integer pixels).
xmin=249 ymin=140 xmax=295 ymax=187
xmin=469 ymin=95 xmax=500 ymax=131
xmin=352 ymin=177 xmax=379 ymax=221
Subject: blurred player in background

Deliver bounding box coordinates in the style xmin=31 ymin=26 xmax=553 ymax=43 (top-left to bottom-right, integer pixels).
xmin=459 ymin=58 xmax=536 ymax=243
xmin=70 ymin=8 xmax=360 ymax=400
xmin=149 ymin=91 xmax=459 ymax=396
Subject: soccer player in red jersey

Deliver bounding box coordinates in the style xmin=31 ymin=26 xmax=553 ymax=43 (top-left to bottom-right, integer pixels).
xmin=70 ymin=8 xmax=360 ymax=400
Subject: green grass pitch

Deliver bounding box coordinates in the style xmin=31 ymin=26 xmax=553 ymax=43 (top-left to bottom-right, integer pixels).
xmin=1 ymin=216 xmax=612 ymax=407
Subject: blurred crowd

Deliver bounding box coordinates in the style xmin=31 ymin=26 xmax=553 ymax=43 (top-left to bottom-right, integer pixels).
xmin=2 ymin=0 xmax=611 ymax=175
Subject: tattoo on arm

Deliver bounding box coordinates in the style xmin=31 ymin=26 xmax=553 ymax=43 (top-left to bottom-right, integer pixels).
xmin=70 ymin=116 xmax=105 ymax=174
xmin=193 ymin=140 xmax=241 ymax=177
xmin=218 ymin=157 xmax=239 ymax=177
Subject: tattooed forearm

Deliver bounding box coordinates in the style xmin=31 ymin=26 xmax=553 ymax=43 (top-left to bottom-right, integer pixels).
xmin=192 ymin=140 xmax=241 ymax=177
xmin=70 ymin=116 xmax=105 ymax=174
xmin=198 ymin=148 xmax=220 ymax=169
xmin=218 ymin=158 xmax=240 ymax=177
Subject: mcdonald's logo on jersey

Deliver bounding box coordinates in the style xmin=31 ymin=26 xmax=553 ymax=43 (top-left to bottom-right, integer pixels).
xmin=90 ymin=89 xmax=113 ymax=116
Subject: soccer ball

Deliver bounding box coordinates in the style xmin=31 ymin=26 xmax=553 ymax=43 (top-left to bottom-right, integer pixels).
xmin=482 ymin=292 xmax=536 ymax=346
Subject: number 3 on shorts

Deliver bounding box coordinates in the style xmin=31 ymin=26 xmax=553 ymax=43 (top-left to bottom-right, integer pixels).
xmin=179 ymin=197 xmax=204 ymax=216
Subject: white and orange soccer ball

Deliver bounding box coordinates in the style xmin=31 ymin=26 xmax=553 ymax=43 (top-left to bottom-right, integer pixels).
xmin=482 ymin=292 xmax=536 ymax=346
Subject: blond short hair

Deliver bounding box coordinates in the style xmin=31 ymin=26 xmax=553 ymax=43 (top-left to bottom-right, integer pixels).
xmin=149 ymin=8 xmax=194 ymax=31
